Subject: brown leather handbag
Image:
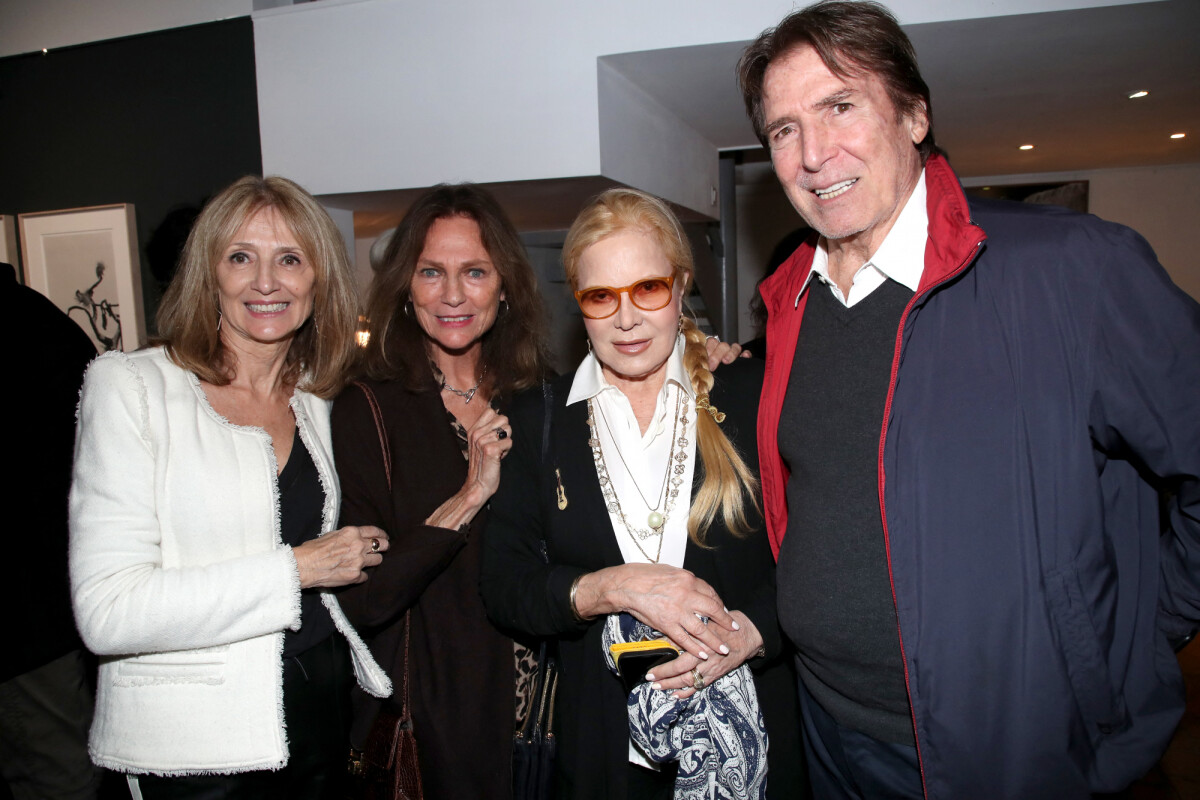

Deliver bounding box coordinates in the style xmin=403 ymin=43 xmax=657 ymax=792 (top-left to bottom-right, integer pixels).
xmin=360 ymin=615 xmax=422 ymax=800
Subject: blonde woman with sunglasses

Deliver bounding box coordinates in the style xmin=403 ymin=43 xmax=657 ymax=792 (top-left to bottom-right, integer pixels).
xmin=482 ymin=188 xmax=803 ymax=799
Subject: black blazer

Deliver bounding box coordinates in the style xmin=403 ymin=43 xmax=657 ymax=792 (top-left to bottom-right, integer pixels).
xmin=482 ymin=358 xmax=802 ymax=799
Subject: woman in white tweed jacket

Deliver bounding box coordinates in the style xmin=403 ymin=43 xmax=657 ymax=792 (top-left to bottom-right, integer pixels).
xmin=69 ymin=176 xmax=391 ymax=799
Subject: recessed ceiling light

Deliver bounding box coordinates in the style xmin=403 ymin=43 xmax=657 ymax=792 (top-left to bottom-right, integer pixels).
xmin=1128 ymin=90 xmax=1149 ymax=99
xmin=1018 ymin=144 xmax=1034 ymax=151
xmin=1170 ymin=133 xmax=1186 ymax=139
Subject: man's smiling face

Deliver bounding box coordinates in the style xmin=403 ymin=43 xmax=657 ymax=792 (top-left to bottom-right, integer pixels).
xmin=763 ymin=44 xmax=928 ymax=258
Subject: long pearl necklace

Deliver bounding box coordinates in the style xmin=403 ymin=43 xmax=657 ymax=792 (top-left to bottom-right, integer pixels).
xmin=587 ymin=392 xmax=689 ymax=563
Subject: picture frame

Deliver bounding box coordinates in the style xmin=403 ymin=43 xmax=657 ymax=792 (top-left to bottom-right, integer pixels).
xmin=19 ymin=204 xmax=146 ymax=352
xmin=0 ymin=215 xmax=17 ymax=273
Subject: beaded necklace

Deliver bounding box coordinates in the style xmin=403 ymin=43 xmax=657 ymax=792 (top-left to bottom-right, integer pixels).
xmin=586 ymin=391 xmax=690 ymax=563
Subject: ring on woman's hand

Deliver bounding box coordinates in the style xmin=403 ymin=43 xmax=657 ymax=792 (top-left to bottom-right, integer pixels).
xmin=691 ymin=667 xmax=705 ymax=690
xmin=370 ymin=538 xmax=380 ymax=552
xmin=495 ymin=428 xmax=508 ymax=440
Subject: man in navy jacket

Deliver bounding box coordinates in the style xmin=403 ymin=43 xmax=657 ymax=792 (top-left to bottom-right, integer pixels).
xmin=737 ymin=2 xmax=1200 ymax=797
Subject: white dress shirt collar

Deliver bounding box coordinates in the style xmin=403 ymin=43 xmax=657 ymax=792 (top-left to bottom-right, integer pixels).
xmin=797 ymin=169 xmax=928 ymax=308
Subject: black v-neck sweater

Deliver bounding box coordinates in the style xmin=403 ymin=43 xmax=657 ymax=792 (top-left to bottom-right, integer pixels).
xmin=776 ymin=277 xmax=917 ymax=745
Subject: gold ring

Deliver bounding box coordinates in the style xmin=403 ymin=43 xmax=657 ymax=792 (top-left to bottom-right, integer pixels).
xmin=371 ymin=538 xmax=380 ymax=552
xmin=691 ymin=667 xmax=705 ymax=691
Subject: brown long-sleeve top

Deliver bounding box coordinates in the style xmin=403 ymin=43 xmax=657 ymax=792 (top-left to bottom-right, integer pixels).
xmin=332 ymin=377 xmax=515 ymax=800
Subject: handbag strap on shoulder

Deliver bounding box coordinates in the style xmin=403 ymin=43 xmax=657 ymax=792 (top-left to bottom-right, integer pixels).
xmin=351 ymin=380 xmax=413 ymax=720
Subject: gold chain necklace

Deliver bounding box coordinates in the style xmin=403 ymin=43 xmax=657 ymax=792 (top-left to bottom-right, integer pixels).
xmin=587 ymin=392 xmax=690 ymax=563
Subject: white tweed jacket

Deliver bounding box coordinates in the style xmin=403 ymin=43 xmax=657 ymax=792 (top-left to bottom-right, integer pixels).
xmin=69 ymin=347 xmax=391 ymax=776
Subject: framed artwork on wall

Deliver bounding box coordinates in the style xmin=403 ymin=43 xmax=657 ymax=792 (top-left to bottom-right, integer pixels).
xmin=19 ymin=204 xmax=146 ymax=353
xmin=0 ymin=215 xmax=17 ymax=272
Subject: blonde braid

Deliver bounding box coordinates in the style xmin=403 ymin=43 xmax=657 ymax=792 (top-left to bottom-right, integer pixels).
xmin=680 ymin=318 xmax=760 ymax=545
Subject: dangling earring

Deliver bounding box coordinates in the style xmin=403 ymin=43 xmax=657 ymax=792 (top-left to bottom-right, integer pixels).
xmin=403 ymin=300 xmax=414 ymax=318
xmin=217 ymin=311 xmax=223 ymax=332
xmin=586 ymin=339 xmax=593 ymax=354
xmin=677 ymin=315 xmax=684 ymax=335
xmin=498 ymin=299 xmax=509 ymax=316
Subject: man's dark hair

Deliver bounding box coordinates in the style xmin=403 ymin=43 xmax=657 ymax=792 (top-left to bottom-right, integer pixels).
xmin=737 ymin=0 xmax=938 ymax=162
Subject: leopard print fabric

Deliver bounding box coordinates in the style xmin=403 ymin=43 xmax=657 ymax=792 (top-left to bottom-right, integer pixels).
xmin=446 ymin=408 xmax=538 ymax=730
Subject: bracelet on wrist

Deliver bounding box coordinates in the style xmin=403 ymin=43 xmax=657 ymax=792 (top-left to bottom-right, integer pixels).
xmin=569 ymin=574 xmax=592 ymax=622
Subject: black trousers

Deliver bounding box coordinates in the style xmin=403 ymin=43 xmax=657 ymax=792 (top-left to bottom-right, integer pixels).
xmin=135 ymin=634 xmax=353 ymax=800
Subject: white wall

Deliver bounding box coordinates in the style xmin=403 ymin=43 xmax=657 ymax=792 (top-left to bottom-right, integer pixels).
xmin=2 ymin=0 xmax=1158 ymax=218
xmin=1091 ymin=164 xmax=1200 ymax=301
xmin=1 ymin=0 xmax=1145 ymax=58
xmin=597 ymin=60 xmax=720 ymax=221
xmin=320 ymin=203 xmax=357 ymax=279
xmin=966 ymin=162 xmax=1200 ymax=302
xmin=249 ymin=0 xmax=1147 ymax=216
xmin=5 ymin=0 xmax=1178 ymax=318
xmin=0 ymin=0 xmax=252 ymax=57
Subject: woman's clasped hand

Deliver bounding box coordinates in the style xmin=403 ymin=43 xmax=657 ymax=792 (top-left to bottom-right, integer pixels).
xmin=573 ymin=563 xmax=763 ymax=697
xmin=293 ymin=525 xmax=390 ymax=588
xmin=463 ymin=407 xmax=514 ymax=498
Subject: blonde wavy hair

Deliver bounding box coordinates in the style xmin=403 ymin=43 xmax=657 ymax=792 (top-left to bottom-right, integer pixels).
xmin=562 ymin=188 xmax=760 ymax=544
xmin=155 ymin=175 xmax=359 ymax=399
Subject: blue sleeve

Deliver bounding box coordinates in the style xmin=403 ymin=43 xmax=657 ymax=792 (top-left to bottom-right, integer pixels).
xmin=1087 ymin=223 xmax=1200 ymax=645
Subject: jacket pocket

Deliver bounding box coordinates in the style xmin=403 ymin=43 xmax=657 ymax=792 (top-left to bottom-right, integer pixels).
xmin=1043 ymin=566 xmax=1124 ymax=734
xmin=113 ymin=644 xmax=229 ymax=687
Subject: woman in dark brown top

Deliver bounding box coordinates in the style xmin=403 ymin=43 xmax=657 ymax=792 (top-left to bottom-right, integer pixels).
xmin=331 ymin=183 xmax=551 ymax=798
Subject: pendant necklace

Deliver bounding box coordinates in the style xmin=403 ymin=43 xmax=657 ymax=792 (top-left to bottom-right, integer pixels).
xmin=587 ymin=392 xmax=690 ymax=563
xmin=595 ymin=398 xmax=673 ymax=527
xmin=440 ymin=365 xmax=485 ymax=404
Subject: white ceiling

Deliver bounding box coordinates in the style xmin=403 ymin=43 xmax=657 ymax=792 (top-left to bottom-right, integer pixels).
xmin=602 ymin=0 xmax=1200 ymax=176
xmin=341 ymin=0 xmax=1199 ymax=236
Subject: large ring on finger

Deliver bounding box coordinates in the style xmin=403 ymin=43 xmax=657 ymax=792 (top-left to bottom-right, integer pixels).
xmin=691 ymin=667 xmax=705 ymax=691
xmin=495 ymin=427 xmax=508 ymax=440
xmin=371 ymin=538 xmax=380 ymax=552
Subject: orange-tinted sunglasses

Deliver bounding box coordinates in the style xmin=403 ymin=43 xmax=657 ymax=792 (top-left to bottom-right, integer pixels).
xmin=573 ymin=275 xmax=676 ymax=320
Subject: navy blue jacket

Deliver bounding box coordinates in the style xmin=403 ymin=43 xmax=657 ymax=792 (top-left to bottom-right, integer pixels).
xmin=758 ymin=155 xmax=1200 ymax=798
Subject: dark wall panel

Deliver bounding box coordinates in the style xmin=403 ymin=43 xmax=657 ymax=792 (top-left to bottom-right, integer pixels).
xmin=0 ymin=18 xmax=263 ymax=330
